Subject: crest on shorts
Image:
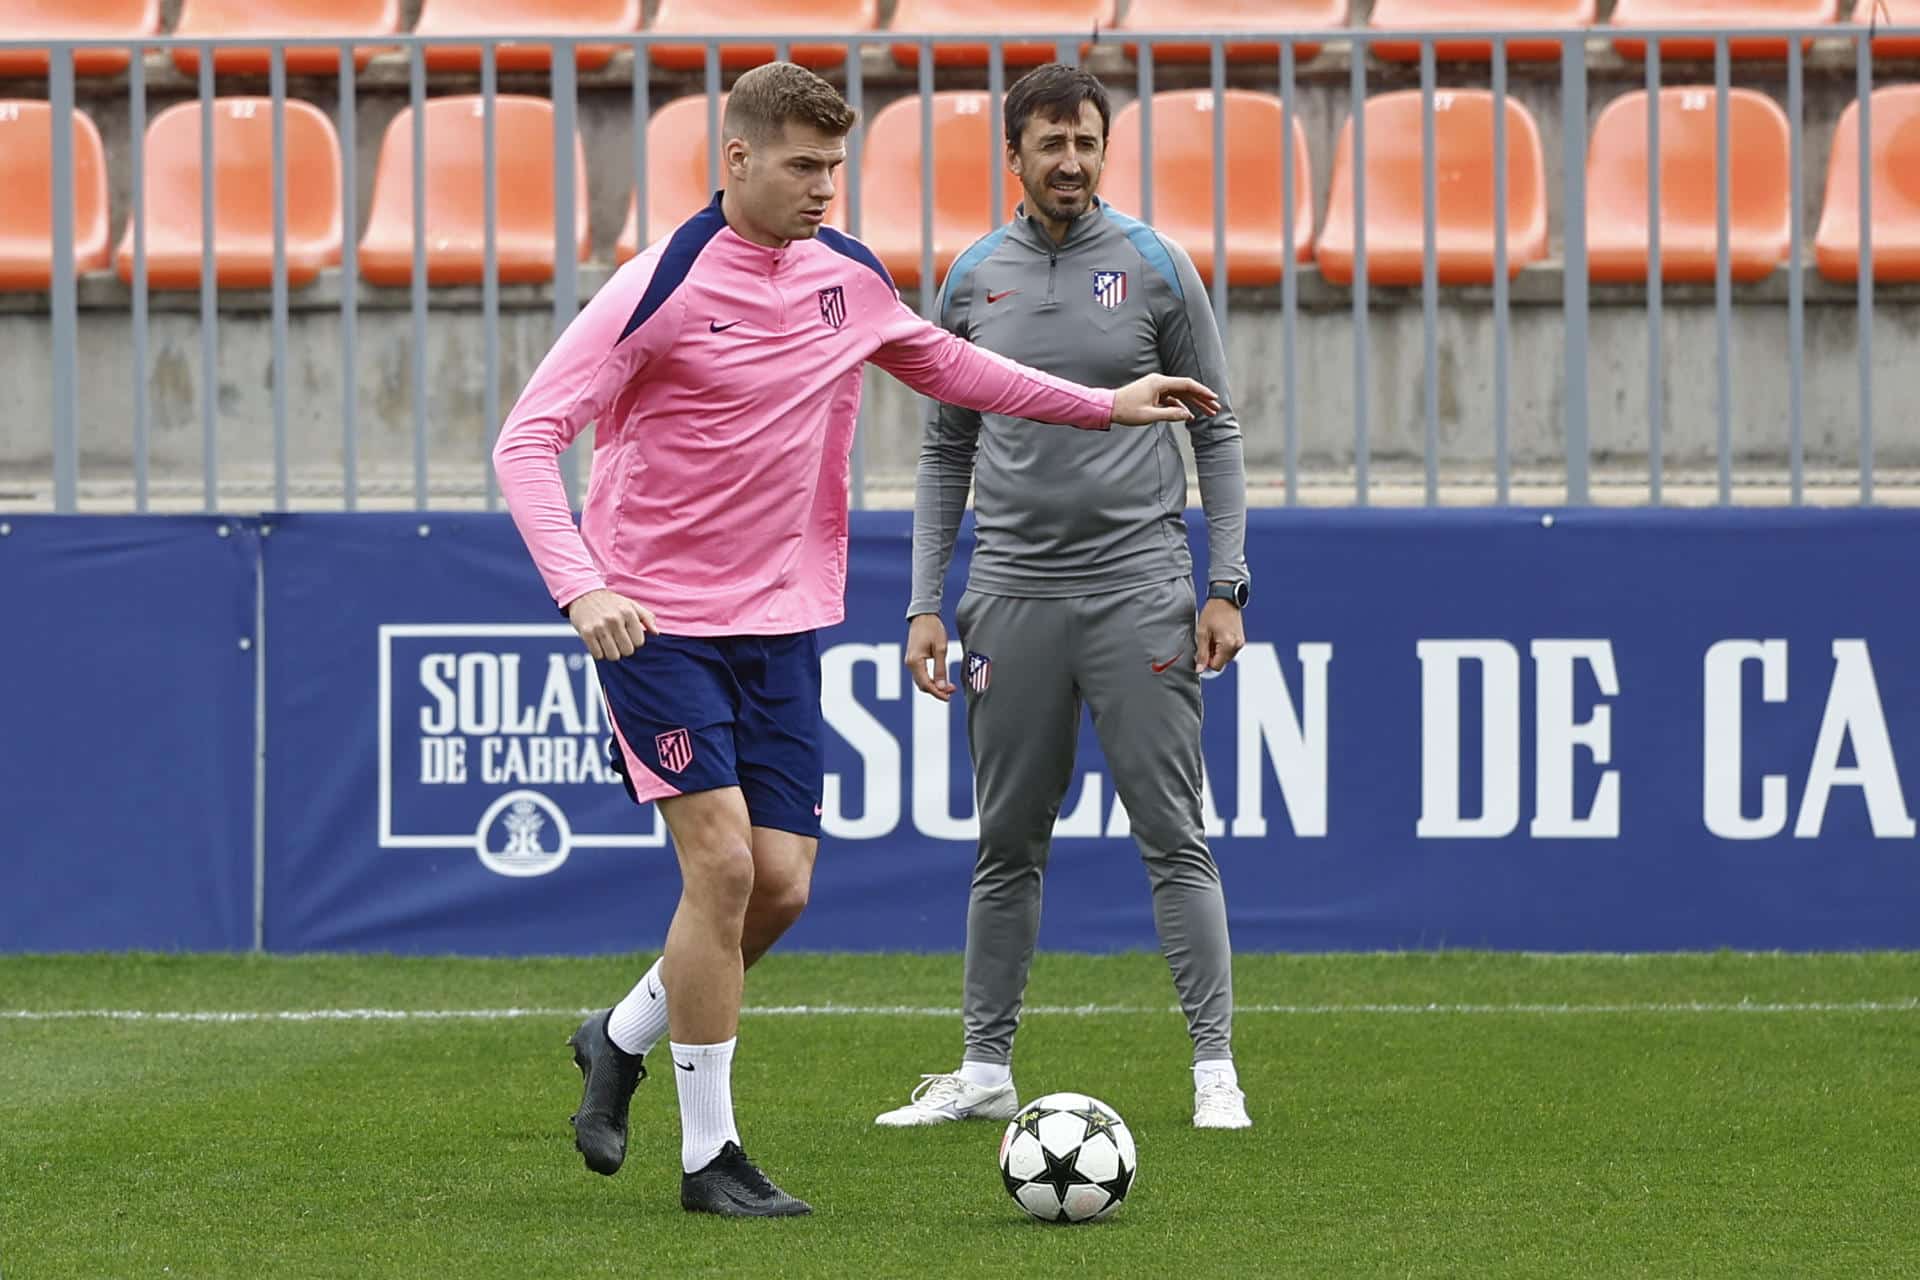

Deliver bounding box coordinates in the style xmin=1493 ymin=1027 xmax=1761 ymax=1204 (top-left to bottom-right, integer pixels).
xmin=965 ymin=651 xmax=993 ymax=695
xmin=656 ymin=727 xmax=693 ymax=774
xmin=1091 ymin=270 xmax=1127 ymax=311
xmin=818 ymin=285 xmax=847 ymax=329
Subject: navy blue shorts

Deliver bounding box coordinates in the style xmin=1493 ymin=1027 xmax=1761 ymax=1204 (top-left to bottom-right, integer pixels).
xmin=596 ymin=631 xmax=823 ymax=838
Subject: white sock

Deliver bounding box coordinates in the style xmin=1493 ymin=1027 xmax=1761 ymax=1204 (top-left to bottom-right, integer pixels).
xmin=606 ymin=958 xmax=668 ymax=1056
xmin=957 ymin=1059 xmax=1012 ymax=1088
xmin=671 ymin=1038 xmax=741 ymax=1173
xmin=1194 ymin=1058 xmax=1238 ymax=1091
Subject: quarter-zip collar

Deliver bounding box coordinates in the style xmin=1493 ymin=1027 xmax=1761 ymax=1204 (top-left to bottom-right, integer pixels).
xmin=711 ymin=190 xmax=789 ymax=274
xmin=1008 ymin=196 xmax=1111 ymax=255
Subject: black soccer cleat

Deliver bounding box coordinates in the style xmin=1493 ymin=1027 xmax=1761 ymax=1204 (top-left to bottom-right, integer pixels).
xmin=680 ymin=1142 xmax=813 ymax=1218
xmin=567 ymin=1009 xmax=646 ymax=1176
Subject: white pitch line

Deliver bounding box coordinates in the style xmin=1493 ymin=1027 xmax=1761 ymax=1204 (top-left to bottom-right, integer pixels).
xmin=1 ymin=999 xmax=1916 ymax=1023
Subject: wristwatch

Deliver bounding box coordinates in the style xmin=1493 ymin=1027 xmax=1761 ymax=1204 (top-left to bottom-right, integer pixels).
xmin=1207 ymin=580 xmax=1249 ymax=609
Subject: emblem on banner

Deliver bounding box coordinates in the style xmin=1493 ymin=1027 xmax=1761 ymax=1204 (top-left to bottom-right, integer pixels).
xmin=1091 ymin=270 xmax=1128 ymax=311
xmin=818 ymin=285 xmax=847 ymax=329
xmin=965 ymin=651 xmax=993 ymax=695
xmin=656 ymin=727 xmax=694 ymax=774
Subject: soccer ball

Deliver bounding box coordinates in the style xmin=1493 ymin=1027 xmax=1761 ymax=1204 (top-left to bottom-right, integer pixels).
xmin=997 ymin=1091 xmax=1137 ymax=1223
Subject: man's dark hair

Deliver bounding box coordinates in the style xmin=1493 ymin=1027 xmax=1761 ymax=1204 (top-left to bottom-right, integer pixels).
xmin=1003 ymin=62 xmax=1111 ymax=148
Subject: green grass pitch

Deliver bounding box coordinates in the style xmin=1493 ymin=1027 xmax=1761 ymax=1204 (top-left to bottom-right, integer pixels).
xmin=3 ymin=951 xmax=1917 ymax=1278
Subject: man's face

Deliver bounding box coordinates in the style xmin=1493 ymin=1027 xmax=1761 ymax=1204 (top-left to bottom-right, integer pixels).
xmin=1008 ymin=100 xmax=1106 ymax=226
xmin=728 ymin=120 xmax=846 ymax=244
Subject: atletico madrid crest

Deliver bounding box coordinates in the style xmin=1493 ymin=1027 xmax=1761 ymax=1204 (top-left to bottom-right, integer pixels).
xmin=1091 ymin=270 xmax=1127 ymax=311
xmin=656 ymin=728 xmax=693 ymax=774
xmin=965 ymin=651 xmax=992 ymax=695
xmin=818 ymin=285 xmax=847 ymax=329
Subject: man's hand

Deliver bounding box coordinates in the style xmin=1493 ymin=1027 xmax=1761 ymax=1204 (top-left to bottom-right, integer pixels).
xmin=1111 ymin=374 xmax=1222 ymax=426
xmin=566 ymin=588 xmax=660 ymax=660
xmin=905 ymin=613 xmax=956 ymax=701
xmin=1194 ymin=598 xmax=1246 ymax=674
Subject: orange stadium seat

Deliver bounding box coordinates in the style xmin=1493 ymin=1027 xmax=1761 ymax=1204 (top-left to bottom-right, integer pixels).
xmin=1611 ymin=0 xmax=1837 ymax=60
xmin=1115 ymin=0 xmax=1347 ymax=64
xmin=888 ymin=0 xmax=1106 ymax=68
xmin=113 ymin=98 xmax=343 ymax=290
xmin=1856 ymin=0 xmax=1920 ymax=58
xmin=1587 ymin=87 xmax=1790 ymax=283
xmin=860 ymin=92 xmax=1023 ymax=289
xmin=1814 ymin=85 xmax=1920 ymax=282
xmin=0 ymin=103 xmax=109 ymax=290
xmin=412 ymin=0 xmax=639 ymax=72
xmin=359 ymin=96 xmax=589 ymax=287
xmin=0 ymin=0 xmax=160 ymax=78
xmin=1317 ymin=89 xmax=1548 ymax=286
xmin=170 ymin=0 xmax=401 ymax=76
xmin=649 ymin=0 xmax=879 ymax=71
xmin=1101 ymin=91 xmax=1313 ymax=286
xmin=616 ymin=94 xmax=847 ymax=263
xmin=1369 ymin=0 xmax=1596 ymax=62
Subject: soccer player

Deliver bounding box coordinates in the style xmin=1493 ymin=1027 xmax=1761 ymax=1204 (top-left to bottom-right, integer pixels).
xmin=877 ymin=64 xmax=1253 ymax=1132
xmin=492 ymin=62 xmax=1219 ymax=1218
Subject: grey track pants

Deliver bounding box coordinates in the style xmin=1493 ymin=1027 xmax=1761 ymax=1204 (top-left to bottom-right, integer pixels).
xmin=954 ymin=577 xmax=1234 ymax=1066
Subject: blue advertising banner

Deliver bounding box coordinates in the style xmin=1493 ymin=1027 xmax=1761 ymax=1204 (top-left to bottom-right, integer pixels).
xmin=256 ymin=508 xmax=1920 ymax=955
xmin=0 ymin=516 xmax=258 ymax=951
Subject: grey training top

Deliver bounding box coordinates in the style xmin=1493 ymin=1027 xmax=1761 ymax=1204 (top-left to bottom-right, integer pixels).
xmin=907 ymin=199 xmax=1249 ymax=618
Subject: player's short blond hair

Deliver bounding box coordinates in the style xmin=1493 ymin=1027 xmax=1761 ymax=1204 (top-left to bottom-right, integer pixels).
xmin=723 ymin=62 xmax=857 ymax=146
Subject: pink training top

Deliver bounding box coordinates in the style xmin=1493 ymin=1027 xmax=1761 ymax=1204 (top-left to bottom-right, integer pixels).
xmin=493 ymin=194 xmax=1116 ymax=636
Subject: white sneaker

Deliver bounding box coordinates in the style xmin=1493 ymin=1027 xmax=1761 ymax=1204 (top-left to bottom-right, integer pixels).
xmin=874 ymin=1073 xmax=1020 ymax=1127
xmin=1193 ymin=1081 xmax=1253 ymax=1129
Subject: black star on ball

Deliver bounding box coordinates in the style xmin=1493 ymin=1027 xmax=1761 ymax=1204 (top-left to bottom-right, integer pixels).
xmin=1068 ymin=1103 xmax=1119 ymax=1143
xmin=1098 ymin=1158 xmax=1135 ymax=1205
xmin=1011 ymin=1104 xmax=1052 ymax=1142
xmin=1036 ymin=1141 xmax=1094 ymax=1205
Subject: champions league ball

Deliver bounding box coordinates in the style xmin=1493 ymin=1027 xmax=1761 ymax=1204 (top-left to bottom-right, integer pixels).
xmin=997 ymin=1092 xmax=1137 ymax=1223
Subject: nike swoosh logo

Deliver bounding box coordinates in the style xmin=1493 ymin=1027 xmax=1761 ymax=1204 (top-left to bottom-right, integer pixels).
xmin=709 ymin=320 xmax=744 ymax=332
xmin=675 ymin=1060 xmax=695 ymax=1072
xmin=986 ymin=289 xmax=1019 ymax=304
xmin=1151 ymin=655 xmax=1182 ymax=674
xmin=814 ymin=804 xmax=824 ymax=817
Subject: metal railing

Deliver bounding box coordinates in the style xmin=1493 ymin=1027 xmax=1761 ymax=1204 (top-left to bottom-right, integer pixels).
xmin=7 ymin=24 xmax=1916 ymax=514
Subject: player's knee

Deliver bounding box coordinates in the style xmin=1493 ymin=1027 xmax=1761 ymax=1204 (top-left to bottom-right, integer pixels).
xmin=687 ymin=841 xmax=757 ymax=914
xmin=755 ymin=867 xmax=810 ymax=930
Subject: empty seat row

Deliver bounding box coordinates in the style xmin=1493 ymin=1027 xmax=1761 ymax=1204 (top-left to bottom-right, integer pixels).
xmin=4 ymin=0 xmax=1920 ymax=79
xmin=3 ymin=85 xmax=1918 ymax=294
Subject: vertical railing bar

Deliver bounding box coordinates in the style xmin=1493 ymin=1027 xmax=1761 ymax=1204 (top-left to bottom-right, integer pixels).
xmin=846 ymin=45 xmax=864 ymax=239
xmin=553 ymin=41 xmax=581 ymax=506
xmin=776 ymin=39 xmax=790 ymax=63
xmin=199 ymin=47 xmax=218 ymax=512
xmin=1856 ymin=33 xmax=1873 ymax=505
xmin=1351 ymin=37 xmax=1369 ymax=506
xmin=271 ymin=47 xmax=289 ymax=512
xmin=49 ymin=47 xmax=78 ymax=513
xmin=706 ymin=44 xmax=721 ymax=197
xmin=1493 ymin=37 xmax=1510 ymax=506
xmin=1209 ymin=39 xmax=1227 ymax=334
xmin=1057 ymin=37 xmax=1076 ymax=67
xmin=1788 ymin=36 xmax=1805 ymax=506
xmin=846 ymin=41 xmax=865 ymax=510
xmin=483 ymin=43 xmax=500 ymax=511
xmin=1646 ymin=40 xmax=1663 ymax=504
xmin=918 ymin=39 xmax=935 ymax=318
xmin=338 ymin=46 xmax=358 ymax=510
xmin=1561 ymin=35 xmax=1590 ymax=506
xmin=632 ymin=40 xmax=650 ymax=250
xmin=1419 ymin=41 xmax=1438 ymax=507
xmin=1714 ymin=36 xmax=1732 ymax=506
xmin=1281 ymin=40 xmax=1298 ymax=507
xmin=1136 ymin=42 xmax=1153 ymax=224
xmin=409 ymin=42 xmax=428 ymax=510
xmin=989 ymin=42 xmax=1005 ymax=225
xmin=131 ymin=52 xmax=150 ymax=512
